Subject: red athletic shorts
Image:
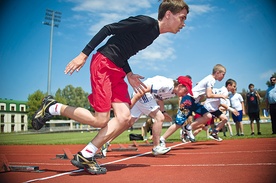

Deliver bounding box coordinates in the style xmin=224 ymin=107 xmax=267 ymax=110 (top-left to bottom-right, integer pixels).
xmin=194 ymin=113 xmax=214 ymax=126
xmin=88 ymin=52 xmax=131 ymax=112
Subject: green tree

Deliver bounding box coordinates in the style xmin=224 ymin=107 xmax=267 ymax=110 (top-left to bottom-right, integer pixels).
xmin=58 ymin=85 xmax=90 ymax=109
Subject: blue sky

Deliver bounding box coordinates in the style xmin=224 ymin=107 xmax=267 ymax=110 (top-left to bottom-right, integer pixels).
xmin=1 ymin=0 xmax=275 ymax=101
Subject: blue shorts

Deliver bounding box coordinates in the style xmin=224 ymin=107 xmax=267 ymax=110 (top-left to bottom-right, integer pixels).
xmin=175 ymin=95 xmax=209 ymax=126
xmin=232 ymin=110 xmax=243 ymax=122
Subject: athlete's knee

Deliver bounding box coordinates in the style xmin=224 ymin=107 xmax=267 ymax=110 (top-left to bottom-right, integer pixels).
xmin=94 ymin=112 xmax=110 ymax=128
xmin=117 ymin=112 xmax=132 ymax=126
xmin=204 ymin=113 xmax=212 ymax=120
xmin=153 ymin=111 xmax=165 ymax=123
xmin=221 ymin=118 xmax=227 ymax=124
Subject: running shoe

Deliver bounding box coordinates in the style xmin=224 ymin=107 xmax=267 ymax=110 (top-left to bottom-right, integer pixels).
xmin=101 ymin=143 xmax=109 ymax=157
xmin=160 ymin=140 xmax=166 ymax=147
xmin=181 ymin=131 xmax=188 ymax=143
xmin=152 ymin=146 xmax=171 ymax=156
xmin=209 ymin=133 xmax=223 ymax=142
xmin=181 ymin=137 xmax=187 ymax=143
xmin=183 ymin=131 xmax=190 ymax=142
xmin=184 ymin=129 xmax=196 ymax=143
xmin=71 ymin=152 xmax=107 ymax=175
xmin=31 ymin=95 xmax=57 ymax=130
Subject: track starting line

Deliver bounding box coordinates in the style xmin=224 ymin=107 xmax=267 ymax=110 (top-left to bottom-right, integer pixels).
xmin=0 ymin=154 xmax=42 ymax=173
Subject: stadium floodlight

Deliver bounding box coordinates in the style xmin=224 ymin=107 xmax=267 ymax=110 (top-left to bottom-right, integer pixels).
xmin=43 ymin=9 xmax=62 ymax=95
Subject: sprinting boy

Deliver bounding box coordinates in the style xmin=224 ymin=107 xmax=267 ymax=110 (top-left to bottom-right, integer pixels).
xmin=190 ymin=64 xmax=228 ymax=140
xmin=129 ymin=75 xmax=193 ymax=155
xmin=201 ymin=81 xmax=238 ymax=140
xmin=32 ymin=0 xmax=190 ymax=175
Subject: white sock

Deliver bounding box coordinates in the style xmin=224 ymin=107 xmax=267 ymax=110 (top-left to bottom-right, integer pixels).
xmin=48 ymin=103 xmax=62 ymax=115
xmin=160 ymin=136 xmax=165 ymax=142
xmin=81 ymin=142 xmax=98 ymax=158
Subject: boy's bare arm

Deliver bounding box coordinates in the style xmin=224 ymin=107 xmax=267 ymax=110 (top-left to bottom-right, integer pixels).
xmin=220 ymin=103 xmax=239 ymax=116
xmin=130 ymin=85 xmax=151 ymax=109
xmin=241 ymin=101 xmax=246 ymax=115
xmin=206 ymin=87 xmax=227 ymax=99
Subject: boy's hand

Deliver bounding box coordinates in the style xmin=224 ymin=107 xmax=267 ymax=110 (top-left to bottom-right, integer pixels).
xmin=232 ymin=109 xmax=239 ymax=116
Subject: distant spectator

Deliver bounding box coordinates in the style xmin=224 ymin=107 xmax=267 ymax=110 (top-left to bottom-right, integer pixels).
xmin=230 ymin=87 xmax=245 ymax=136
xmin=265 ymin=76 xmax=276 ymax=134
xmin=141 ymin=118 xmax=153 ymax=141
xmin=246 ymin=83 xmax=262 ymax=135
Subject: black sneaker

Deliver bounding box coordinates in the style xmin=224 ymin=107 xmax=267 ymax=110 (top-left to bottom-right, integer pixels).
xmin=257 ymin=132 xmax=262 ymax=135
xmin=251 ymin=132 xmax=255 ymax=136
xmin=71 ymin=152 xmax=107 ymax=175
xmin=209 ymin=133 xmax=222 ymax=142
xmin=31 ymin=95 xmax=57 ymax=130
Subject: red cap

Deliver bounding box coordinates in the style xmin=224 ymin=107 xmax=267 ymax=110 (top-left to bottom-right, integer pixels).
xmin=177 ymin=76 xmax=193 ymax=96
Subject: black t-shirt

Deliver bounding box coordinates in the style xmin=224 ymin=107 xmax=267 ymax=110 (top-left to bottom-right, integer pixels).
xmin=82 ymin=15 xmax=160 ymax=73
xmin=246 ymin=92 xmax=260 ymax=113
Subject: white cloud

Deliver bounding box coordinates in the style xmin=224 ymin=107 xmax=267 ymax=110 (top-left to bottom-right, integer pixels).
xmin=129 ymin=35 xmax=176 ymax=72
xmin=260 ymin=69 xmax=276 ymax=79
xmin=70 ymin=0 xmax=151 ymax=14
xmin=188 ymin=4 xmax=214 ymax=21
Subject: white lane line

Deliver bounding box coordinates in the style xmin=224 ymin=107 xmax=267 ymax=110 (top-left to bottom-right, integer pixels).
xmin=24 ymin=142 xmax=188 ymax=182
xmin=150 ymin=163 xmax=276 ymax=167
xmin=24 ymin=169 xmax=83 ymax=183
xmin=23 ymin=142 xmax=276 ymax=182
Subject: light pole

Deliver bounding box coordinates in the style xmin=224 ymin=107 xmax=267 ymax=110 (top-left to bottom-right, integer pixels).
xmin=43 ymin=9 xmax=62 ymax=95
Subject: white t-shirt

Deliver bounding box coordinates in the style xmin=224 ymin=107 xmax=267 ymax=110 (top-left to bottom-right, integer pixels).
xmin=229 ymin=93 xmax=244 ymax=111
xmin=204 ymin=86 xmax=228 ymax=112
xmin=131 ymin=76 xmax=175 ymax=118
xmin=192 ymin=74 xmax=216 ymax=102
xmin=142 ymin=75 xmax=175 ymax=101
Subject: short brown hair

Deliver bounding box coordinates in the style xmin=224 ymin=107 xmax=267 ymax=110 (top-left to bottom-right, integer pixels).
xmin=225 ymin=78 xmax=236 ymax=87
xmin=158 ymin=0 xmax=189 ymax=20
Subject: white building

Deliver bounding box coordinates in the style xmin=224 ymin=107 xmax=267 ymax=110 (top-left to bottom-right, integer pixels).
xmin=0 ymin=98 xmax=28 ymax=133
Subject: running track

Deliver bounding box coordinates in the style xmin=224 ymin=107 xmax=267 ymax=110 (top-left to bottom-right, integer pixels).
xmin=0 ymin=138 xmax=275 ymax=183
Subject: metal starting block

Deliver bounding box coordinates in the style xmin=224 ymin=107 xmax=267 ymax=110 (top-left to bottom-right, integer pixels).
xmin=55 ymin=148 xmax=106 ymax=160
xmin=55 ymin=148 xmax=74 ymax=160
xmin=9 ymin=165 xmax=40 ymax=172
xmin=131 ymin=140 xmax=153 ymax=147
xmin=111 ymin=144 xmax=138 ymax=151
xmin=0 ymin=154 xmax=41 ymax=172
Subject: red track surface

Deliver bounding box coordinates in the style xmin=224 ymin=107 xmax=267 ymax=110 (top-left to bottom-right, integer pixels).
xmin=0 ymin=138 xmax=275 ymax=183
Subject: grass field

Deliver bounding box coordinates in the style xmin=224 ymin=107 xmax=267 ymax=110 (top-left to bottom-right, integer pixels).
xmin=0 ymin=123 xmax=275 ymax=145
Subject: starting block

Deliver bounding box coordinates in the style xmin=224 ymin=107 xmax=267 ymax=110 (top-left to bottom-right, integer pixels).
xmin=0 ymin=154 xmax=10 ymax=172
xmin=55 ymin=148 xmax=105 ymax=160
xmin=111 ymin=144 xmax=138 ymax=151
xmin=131 ymin=140 xmax=173 ymax=147
xmin=55 ymin=148 xmax=74 ymax=160
xmin=0 ymin=154 xmax=40 ymax=172
xmin=131 ymin=140 xmax=153 ymax=147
